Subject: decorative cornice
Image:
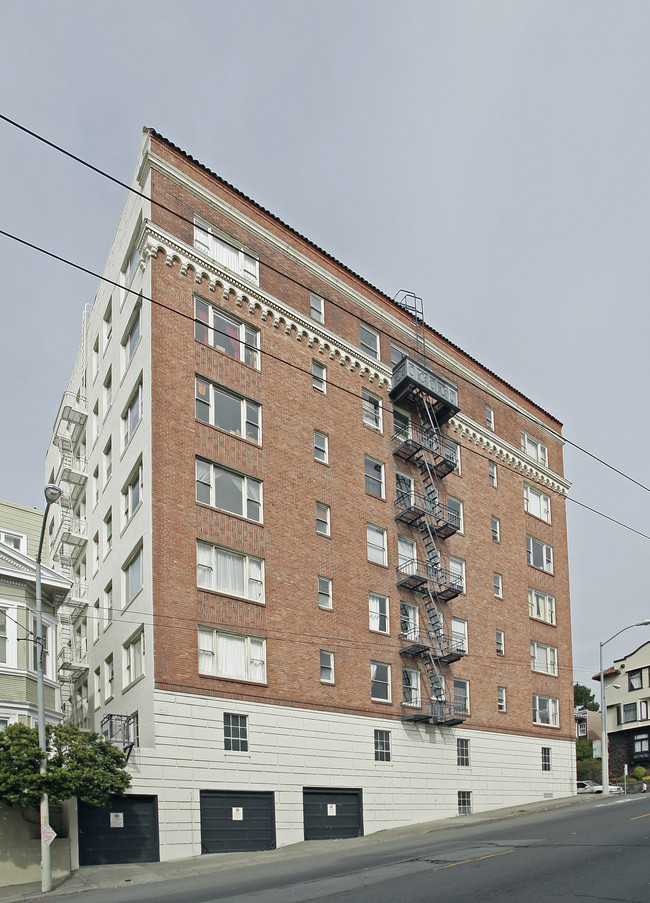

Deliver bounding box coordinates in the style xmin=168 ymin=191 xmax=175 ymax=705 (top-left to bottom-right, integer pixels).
xmin=144 ymin=149 xmax=564 ymax=440
xmin=142 ymin=224 xmax=391 ymax=387
xmin=449 ymin=415 xmax=571 ymax=496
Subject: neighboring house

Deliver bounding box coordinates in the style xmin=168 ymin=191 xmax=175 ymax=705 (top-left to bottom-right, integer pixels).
xmin=0 ymin=499 xmax=70 ymax=728
xmin=594 ymin=642 xmax=650 ymax=776
xmin=44 ymin=128 xmax=576 ymax=865
xmin=575 ymin=706 xmax=601 ymax=742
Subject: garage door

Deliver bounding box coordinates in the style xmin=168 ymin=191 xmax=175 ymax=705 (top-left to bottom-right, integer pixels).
xmin=303 ymin=788 xmax=363 ymax=840
xmin=200 ymin=790 xmax=276 ymax=853
xmin=78 ymin=795 xmax=159 ymax=866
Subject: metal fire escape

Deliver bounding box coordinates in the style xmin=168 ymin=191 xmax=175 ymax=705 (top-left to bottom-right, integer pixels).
xmin=390 ymin=302 xmax=466 ymax=725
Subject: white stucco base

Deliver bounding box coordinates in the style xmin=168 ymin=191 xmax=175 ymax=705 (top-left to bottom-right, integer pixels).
xmin=124 ymin=690 xmax=576 ymax=861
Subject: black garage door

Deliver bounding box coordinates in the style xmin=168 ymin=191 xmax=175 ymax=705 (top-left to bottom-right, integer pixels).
xmin=200 ymin=790 xmax=275 ymax=853
xmin=303 ymin=788 xmax=363 ymax=840
xmin=78 ymin=795 xmax=159 ymax=866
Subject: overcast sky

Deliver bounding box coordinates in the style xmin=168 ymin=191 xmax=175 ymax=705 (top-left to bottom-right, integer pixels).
xmin=1 ymin=0 xmax=649 ymax=696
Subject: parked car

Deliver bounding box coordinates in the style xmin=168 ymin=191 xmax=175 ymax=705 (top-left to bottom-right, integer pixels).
xmin=577 ymin=780 xmax=623 ymax=794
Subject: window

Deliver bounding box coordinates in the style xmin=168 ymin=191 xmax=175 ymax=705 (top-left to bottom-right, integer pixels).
xmin=494 ymin=573 xmax=503 ymax=599
xmin=124 ymin=629 xmax=144 ymax=687
xmin=524 ymin=485 xmax=551 ymax=523
xmin=529 ymin=589 xmax=556 ymax=624
xmin=374 ymin=729 xmax=391 ymax=762
xmin=92 ymin=599 xmax=102 ymax=642
xmin=103 ymin=509 xmax=113 ymax=556
xmin=454 ymin=678 xmax=469 ymax=714
xmin=486 ymin=405 xmax=495 ymax=430
xmin=103 ymin=298 xmax=113 ymax=348
xmin=521 ymin=432 xmax=548 ymax=467
xmin=104 ymin=582 xmax=113 ymax=629
xmin=393 ymin=408 xmax=410 ymax=441
xmin=402 ymin=668 xmax=420 ymax=706
xmin=488 ymin=461 xmax=497 ymax=487
xmin=105 ymin=654 xmax=114 ymax=701
xmin=92 ymin=533 xmax=99 ymax=574
xmin=398 ymin=536 xmax=416 ymax=575
xmin=318 ymin=576 xmax=332 ymax=609
xmin=457 ymin=738 xmax=470 ymax=766
xmin=122 ymin=382 xmax=143 ymax=448
xmin=194 ymin=219 xmax=259 ymax=283
xmin=195 ymin=377 xmax=261 ymax=444
xmin=496 ymin=629 xmax=505 ymax=656
xmin=498 ymin=686 xmax=507 ymax=712
xmin=103 ymin=438 xmax=112 ymax=486
xmin=197 ymin=542 xmax=264 ymax=603
xmin=396 ymin=472 xmax=414 ymax=507
xmin=458 ymin=791 xmax=472 ymax=816
xmin=369 ymin=593 xmax=389 ymax=633
xmin=533 ymin=694 xmax=559 ymax=727
xmin=577 ymin=721 xmax=587 ymax=737
xmin=531 ymin=641 xmax=558 ymax=675
xmin=640 ymin=701 xmax=649 ymax=721
xmin=623 ymin=703 xmax=637 ymax=723
xmin=365 ymin=456 xmax=384 ymax=498
xmin=633 ymin=732 xmax=649 ymax=755
xmin=362 ymin=389 xmax=382 ymax=430
xmin=391 ymin=345 xmax=406 ymax=368
xmin=92 ymin=466 xmax=99 ymax=508
xmin=367 ymin=524 xmax=387 ymax=565
xmin=123 ymin=233 xmax=141 ymax=287
xmin=92 ymin=336 xmax=99 ymax=382
xmin=0 ymin=530 xmax=26 ymax=553
xmin=316 ymin=503 xmax=330 ymax=536
xmin=130 ymin=712 xmax=140 ymax=748
xmin=527 ymin=536 xmax=553 ymax=573
xmin=224 ymin=713 xmax=248 ymax=751
xmin=360 ymin=323 xmax=379 ymax=360
xmin=629 ymin=669 xmax=643 ymax=691
xmin=371 ymin=662 xmax=391 ymax=701
xmin=310 ymin=292 xmax=324 ymax=323
xmin=314 ymin=431 xmax=328 ymax=463
xmin=196 ymin=459 xmax=262 ymax=522
xmin=400 ymin=602 xmax=419 ymax=640
xmin=123 ymin=462 xmax=144 ymax=524
xmin=198 ymin=628 xmax=266 ymax=682
xmin=312 ymin=361 xmax=326 ymax=393
xmin=92 ymin=402 xmax=99 ymax=445
xmin=320 ymin=650 xmax=334 ymax=683
xmin=123 ymin=306 xmax=141 ymax=369
xmin=452 ymin=617 xmax=468 ymax=653
xmin=447 ymin=496 xmax=463 ymax=533
xmin=123 ymin=546 xmax=143 ymax=605
xmin=194 ymin=299 xmax=259 ymax=368
xmin=491 ymin=517 xmax=500 ymax=542
xmin=541 ymin=747 xmax=551 ymax=771
xmin=94 ymin=667 xmax=102 ymax=709
xmin=0 ymin=609 xmax=7 ymax=663
xmin=449 ymin=556 xmax=466 ymax=592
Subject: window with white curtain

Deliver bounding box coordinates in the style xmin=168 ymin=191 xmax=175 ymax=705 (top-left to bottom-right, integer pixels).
xmin=196 ymin=458 xmax=262 ymax=522
xmin=194 ymin=218 xmax=259 ymax=284
xmin=194 ymin=298 xmax=259 ymax=368
xmin=197 ymin=541 xmax=264 ymax=603
xmin=369 ymin=593 xmax=389 ymax=633
xmin=533 ymin=694 xmax=559 ymax=727
xmin=531 ymin=641 xmax=558 ymax=675
xmin=198 ymin=628 xmax=266 ymax=682
xmin=524 ymin=484 xmax=551 ymax=523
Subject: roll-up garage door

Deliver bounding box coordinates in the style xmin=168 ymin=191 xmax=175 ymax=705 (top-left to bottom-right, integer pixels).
xmin=303 ymin=788 xmax=363 ymax=840
xmin=78 ymin=795 xmax=159 ymax=865
xmin=200 ymin=790 xmax=276 ymax=853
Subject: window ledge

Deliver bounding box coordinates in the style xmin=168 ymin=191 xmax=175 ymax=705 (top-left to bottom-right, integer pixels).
xmin=123 ymin=672 xmax=146 ymax=694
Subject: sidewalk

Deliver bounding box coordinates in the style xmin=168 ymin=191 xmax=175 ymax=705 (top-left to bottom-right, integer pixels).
xmin=0 ymin=793 xmax=597 ymax=902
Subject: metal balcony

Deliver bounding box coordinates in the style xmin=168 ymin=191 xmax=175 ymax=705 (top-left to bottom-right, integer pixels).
xmin=396 ymin=559 xmax=464 ymax=601
xmin=55 ymin=452 xmax=88 ymax=491
xmin=52 ymin=391 xmax=87 ymax=445
xmin=390 ymin=357 xmax=459 ymax=424
xmin=395 ymin=491 xmax=460 ymax=538
xmin=392 ymin=424 xmax=457 ymax=478
xmin=52 ymin=514 xmax=88 ymax=565
xmin=57 ymin=643 xmax=89 ymax=683
xmin=401 ymin=699 xmax=467 ymax=726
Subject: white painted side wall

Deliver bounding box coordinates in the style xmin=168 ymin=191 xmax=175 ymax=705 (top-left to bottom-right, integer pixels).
xmin=121 ymin=689 xmax=576 ymax=861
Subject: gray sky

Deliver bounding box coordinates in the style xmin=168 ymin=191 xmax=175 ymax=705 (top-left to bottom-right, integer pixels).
xmin=1 ymin=0 xmax=649 ymax=697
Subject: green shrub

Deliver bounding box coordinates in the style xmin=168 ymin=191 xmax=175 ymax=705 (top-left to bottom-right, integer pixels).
xmin=631 ymin=765 xmax=647 ymax=781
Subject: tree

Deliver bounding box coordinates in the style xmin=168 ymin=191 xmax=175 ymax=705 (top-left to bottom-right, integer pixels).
xmin=576 ymin=738 xmax=593 ymax=761
xmin=0 ymin=723 xmax=131 ymax=809
xmin=574 ymin=683 xmax=599 ymax=711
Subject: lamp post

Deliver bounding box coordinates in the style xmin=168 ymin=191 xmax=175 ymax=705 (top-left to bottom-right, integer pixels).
xmin=599 ymin=620 xmax=650 ymax=796
xmin=36 ymin=483 xmax=62 ymax=893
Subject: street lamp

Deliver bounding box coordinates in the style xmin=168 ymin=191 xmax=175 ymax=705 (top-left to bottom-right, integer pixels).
xmin=36 ymin=483 xmax=62 ymax=893
xmin=599 ymin=620 xmax=650 ymax=796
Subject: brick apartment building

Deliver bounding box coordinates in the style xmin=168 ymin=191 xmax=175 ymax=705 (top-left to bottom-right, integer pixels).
xmin=45 ymin=128 xmax=575 ymax=864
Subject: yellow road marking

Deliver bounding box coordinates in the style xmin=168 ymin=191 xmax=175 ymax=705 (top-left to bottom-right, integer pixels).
xmin=631 ymin=812 xmax=650 ymax=820
xmin=432 ymin=850 xmax=515 ymax=871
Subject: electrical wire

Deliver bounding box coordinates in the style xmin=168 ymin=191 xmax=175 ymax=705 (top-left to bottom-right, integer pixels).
xmin=2 ymin=112 xmax=649 ymax=498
